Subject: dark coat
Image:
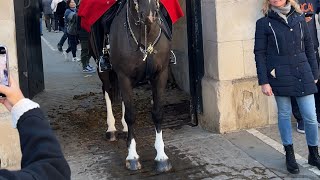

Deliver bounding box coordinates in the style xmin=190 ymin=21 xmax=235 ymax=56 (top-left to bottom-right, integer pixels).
xmin=299 ymin=0 xmax=319 ymax=50
xmin=56 ymin=0 xmax=67 ymax=28
xmin=0 ymin=108 xmax=71 ymax=180
xmin=41 ymin=0 xmax=53 ymax=15
xmin=254 ymin=8 xmax=319 ymax=97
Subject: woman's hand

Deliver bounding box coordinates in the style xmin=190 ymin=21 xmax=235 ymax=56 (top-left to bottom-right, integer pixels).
xmin=261 ymin=84 xmax=274 ymax=96
xmin=0 ymin=76 xmax=25 ymax=111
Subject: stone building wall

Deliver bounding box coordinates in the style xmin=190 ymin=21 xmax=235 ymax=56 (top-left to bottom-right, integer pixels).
xmin=0 ymin=0 xmax=22 ymax=170
xmin=199 ymin=0 xmax=278 ymax=133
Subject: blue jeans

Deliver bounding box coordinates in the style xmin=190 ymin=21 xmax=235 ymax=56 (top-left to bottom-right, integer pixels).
xmin=275 ymin=95 xmax=319 ymax=146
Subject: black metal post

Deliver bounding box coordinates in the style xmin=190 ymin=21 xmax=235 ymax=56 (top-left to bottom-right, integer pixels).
xmin=14 ymin=0 xmax=44 ymax=98
xmin=186 ymin=0 xmax=205 ymax=126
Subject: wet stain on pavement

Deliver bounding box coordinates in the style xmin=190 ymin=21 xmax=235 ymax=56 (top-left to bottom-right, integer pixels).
xmin=48 ymin=85 xmax=210 ymax=179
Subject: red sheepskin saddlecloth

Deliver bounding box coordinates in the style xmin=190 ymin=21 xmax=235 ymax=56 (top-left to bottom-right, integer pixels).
xmin=78 ymin=0 xmax=184 ymax=32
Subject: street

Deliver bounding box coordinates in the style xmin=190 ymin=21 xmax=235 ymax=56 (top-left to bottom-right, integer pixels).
xmin=33 ymin=26 xmax=320 ymax=179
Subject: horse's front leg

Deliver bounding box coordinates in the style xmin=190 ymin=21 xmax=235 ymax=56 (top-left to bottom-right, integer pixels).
xmin=118 ymin=75 xmax=141 ymax=171
xmin=121 ymin=101 xmax=128 ymax=132
xmin=151 ymin=67 xmax=172 ymax=172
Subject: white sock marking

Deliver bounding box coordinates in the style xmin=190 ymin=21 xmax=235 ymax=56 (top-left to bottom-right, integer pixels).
xmin=154 ymin=130 xmax=168 ymax=161
xmin=126 ymin=138 xmax=139 ymax=160
xmin=121 ymin=102 xmax=128 ymax=132
xmin=105 ymin=92 xmax=116 ymax=132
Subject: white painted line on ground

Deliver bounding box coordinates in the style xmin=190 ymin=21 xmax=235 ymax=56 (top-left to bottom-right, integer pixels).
xmin=41 ymin=36 xmax=56 ymax=51
xmin=41 ymin=36 xmax=82 ymax=51
xmin=247 ymin=129 xmax=320 ymax=176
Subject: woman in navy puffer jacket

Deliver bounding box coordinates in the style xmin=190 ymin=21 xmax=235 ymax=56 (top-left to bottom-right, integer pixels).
xmin=254 ymin=0 xmax=320 ymax=174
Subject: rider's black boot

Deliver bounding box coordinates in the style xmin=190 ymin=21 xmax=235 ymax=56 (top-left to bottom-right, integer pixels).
xmin=99 ymin=46 xmax=112 ymax=72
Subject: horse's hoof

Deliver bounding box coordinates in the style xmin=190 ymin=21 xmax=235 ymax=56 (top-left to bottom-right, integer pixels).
xmin=126 ymin=159 xmax=142 ymax=171
xmin=106 ymin=131 xmax=117 ymax=141
xmin=155 ymin=159 xmax=172 ymax=172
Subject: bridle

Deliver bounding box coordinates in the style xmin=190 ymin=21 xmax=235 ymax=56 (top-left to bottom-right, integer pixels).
xmin=126 ymin=0 xmax=162 ymax=61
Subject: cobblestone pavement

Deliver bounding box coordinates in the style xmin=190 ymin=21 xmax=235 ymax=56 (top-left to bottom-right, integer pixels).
xmin=32 ymin=27 xmax=320 ymax=179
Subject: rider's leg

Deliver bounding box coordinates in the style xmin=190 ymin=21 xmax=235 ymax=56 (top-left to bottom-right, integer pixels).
xmin=160 ymin=4 xmax=172 ymax=33
xmin=98 ymin=34 xmax=112 ymax=72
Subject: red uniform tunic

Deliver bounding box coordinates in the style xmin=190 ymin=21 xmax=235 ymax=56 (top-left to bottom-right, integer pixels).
xmin=78 ymin=0 xmax=184 ymax=32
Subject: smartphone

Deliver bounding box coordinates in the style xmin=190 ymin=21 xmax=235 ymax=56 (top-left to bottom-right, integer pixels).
xmin=305 ymin=13 xmax=313 ymax=17
xmin=0 ymin=45 xmax=9 ymax=97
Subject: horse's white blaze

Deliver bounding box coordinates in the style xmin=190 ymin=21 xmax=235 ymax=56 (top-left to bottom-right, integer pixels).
xmin=121 ymin=102 xmax=128 ymax=132
xmin=154 ymin=130 xmax=168 ymax=161
xmin=105 ymin=92 xmax=116 ymax=132
xmin=148 ymin=11 xmax=154 ymax=23
xmin=126 ymin=138 xmax=140 ymax=160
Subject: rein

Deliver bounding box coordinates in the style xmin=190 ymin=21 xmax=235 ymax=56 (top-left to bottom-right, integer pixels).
xmin=126 ymin=0 xmax=162 ymax=61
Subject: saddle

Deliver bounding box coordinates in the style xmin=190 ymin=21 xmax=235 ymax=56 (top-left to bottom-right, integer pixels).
xmin=89 ymin=0 xmax=173 ymax=65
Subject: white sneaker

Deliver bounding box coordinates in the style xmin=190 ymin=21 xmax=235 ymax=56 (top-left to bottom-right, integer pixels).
xmin=82 ymin=66 xmax=96 ymax=73
xmin=296 ymin=122 xmax=305 ymax=134
xmin=72 ymin=57 xmax=81 ymax=62
xmin=86 ymin=65 xmax=96 ymax=72
xmin=87 ymin=64 xmax=94 ymax=69
xmin=63 ymin=51 xmax=69 ymax=60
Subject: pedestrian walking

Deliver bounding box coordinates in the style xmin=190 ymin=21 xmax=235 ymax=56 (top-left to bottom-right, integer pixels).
xmin=42 ymin=0 xmax=54 ymax=32
xmin=292 ymin=0 xmax=320 ymax=134
xmin=51 ymin=0 xmax=63 ymax=32
xmin=78 ymin=2 xmax=95 ymax=73
xmin=56 ymin=0 xmax=68 ymax=52
xmin=63 ymin=0 xmax=80 ymax=62
xmin=254 ymin=0 xmax=320 ymax=174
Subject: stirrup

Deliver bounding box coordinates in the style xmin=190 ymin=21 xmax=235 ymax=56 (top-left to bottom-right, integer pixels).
xmin=170 ymin=50 xmax=177 ymax=65
xmin=98 ymin=55 xmax=112 ymax=73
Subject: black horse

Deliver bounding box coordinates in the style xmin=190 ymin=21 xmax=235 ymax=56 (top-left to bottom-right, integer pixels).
xmin=89 ymin=0 xmax=172 ymax=172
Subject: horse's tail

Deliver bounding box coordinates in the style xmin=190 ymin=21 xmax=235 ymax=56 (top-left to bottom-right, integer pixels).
xmin=98 ymin=70 xmax=121 ymax=104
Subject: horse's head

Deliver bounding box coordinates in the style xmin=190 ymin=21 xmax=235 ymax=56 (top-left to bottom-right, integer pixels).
xmin=133 ymin=0 xmax=160 ymax=24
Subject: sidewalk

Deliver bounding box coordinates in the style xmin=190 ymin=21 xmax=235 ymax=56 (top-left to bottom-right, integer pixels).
xmin=33 ymin=27 xmax=320 ymax=179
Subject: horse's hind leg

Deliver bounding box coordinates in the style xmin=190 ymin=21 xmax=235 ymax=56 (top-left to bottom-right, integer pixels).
xmin=105 ymin=92 xmax=117 ymax=141
xmin=151 ymin=67 xmax=172 ymax=172
xmin=98 ymin=71 xmax=117 ymax=141
xmin=118 ymin=74 xmax=141 ymax=170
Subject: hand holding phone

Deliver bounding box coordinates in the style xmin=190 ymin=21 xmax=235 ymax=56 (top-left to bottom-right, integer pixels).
xmin=0 ymin=45 xmax=9 ymax=97
xmin=0 ymin=75 xmax=25 ymax=111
